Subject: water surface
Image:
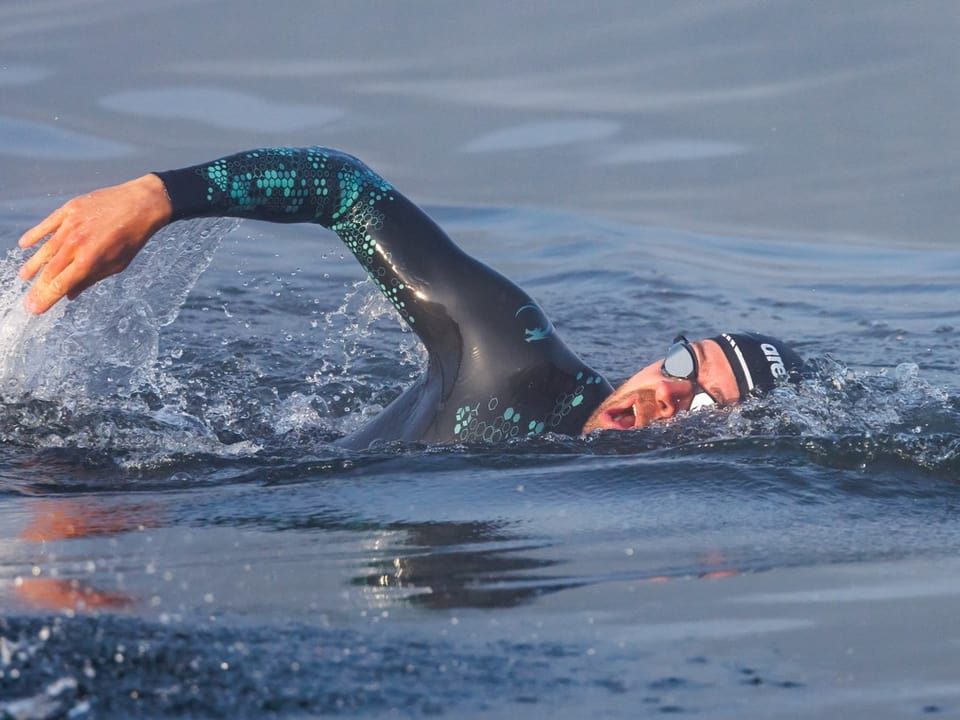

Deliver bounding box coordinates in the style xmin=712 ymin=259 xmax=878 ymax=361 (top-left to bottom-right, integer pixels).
xmin=2 ymin=1 xmax=959 ymax=718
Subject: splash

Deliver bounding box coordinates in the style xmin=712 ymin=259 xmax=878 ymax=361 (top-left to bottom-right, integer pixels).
xmin=0 ymin=218 xmax=255 ymax=467
xmin=1 ymin=217 xmax=238 ymax=402
xmin=728 ymin=357 xmax=951 ymax=438
xmin=0 ymin=218 xmax=430 ymax=470
xmin=307 ymin=279 xmax=425 ymax=436
xmin=644 ymin=357 xmax=960 ymax=477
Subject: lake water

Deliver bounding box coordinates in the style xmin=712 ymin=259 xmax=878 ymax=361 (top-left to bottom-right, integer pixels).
xmin=1 ymin=1 xmax=959 ymax=717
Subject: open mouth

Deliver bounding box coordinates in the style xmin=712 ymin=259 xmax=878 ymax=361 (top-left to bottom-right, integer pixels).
xmin=603 ymin=399 xmax=640 ymax=430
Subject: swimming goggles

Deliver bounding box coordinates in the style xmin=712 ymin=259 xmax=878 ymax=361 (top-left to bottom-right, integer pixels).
xmin=661 ymin=336 xmax=719 ymax=412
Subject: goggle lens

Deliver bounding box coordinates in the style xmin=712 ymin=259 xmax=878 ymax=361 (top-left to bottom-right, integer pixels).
xmin=662 ymin=341 xmax=696 ymax=379
xmin=661 ymin=336 xmax=717 ymax=413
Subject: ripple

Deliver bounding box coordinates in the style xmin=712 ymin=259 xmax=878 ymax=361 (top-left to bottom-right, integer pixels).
xmin=462 ymin=119 xmax=620 ymax=153
xmin=0 ymin=63 xmax=48 ymax=87
xmin=734 ymin=576 xmax=960 ymax=604
xmin=100 ymin=86 xmax=344 ymax=133
xmin=0 ymin=115 xmax=132 ymax=159
xmin=168 ymin=58 xmax=400 ymax=78
xmin=597 ymin=139 xmax=746 ymax=165
xmin=621 ymin=617 xmax=815 ymax=642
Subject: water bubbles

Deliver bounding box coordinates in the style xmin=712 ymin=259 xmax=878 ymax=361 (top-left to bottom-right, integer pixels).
xmin=895 ymin=362 xmax=920 ymax=383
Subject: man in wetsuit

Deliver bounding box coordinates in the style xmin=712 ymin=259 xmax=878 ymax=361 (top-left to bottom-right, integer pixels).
xmin=17 ymin=147 xmax=802 ymax=446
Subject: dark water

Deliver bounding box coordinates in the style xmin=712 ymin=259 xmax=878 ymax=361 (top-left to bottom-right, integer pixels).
xmin=2 ymin=2 xmax=960 ymax=718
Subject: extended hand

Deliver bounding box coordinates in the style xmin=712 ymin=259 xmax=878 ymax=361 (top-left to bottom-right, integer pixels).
xmin=18 ymin=174 xmax=172 ymax=314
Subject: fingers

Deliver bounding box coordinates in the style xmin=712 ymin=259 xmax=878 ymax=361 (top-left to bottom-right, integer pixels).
xmin=18 ymin=207 xmax=64 ymax=249
xmin=24 ymin=260 xmax=90 ymax=315
xmin=32 ymin=232 xmax=77 ymax=283
xmin=17 ymin=176 xmax=172 ymax=315
xmin=18 ymin=205 xmax=70 ymax=281
xmin=18 ymin=228 xmax=66 ymax=281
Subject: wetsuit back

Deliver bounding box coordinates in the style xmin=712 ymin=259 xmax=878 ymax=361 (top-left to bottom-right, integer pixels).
xmin=156 ymin=147 xmax=613 ymax=446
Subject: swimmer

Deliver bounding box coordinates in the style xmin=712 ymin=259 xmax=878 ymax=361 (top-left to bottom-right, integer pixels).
xmin=16 ymin=147 xmax=802 ymax=446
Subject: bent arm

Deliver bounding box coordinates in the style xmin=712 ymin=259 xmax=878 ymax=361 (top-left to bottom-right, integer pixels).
xmin=157 ymin=148 xmax=426 ymax=329
xmin=153 ymin=148 xmax=513 ymax=350
xmin=20 ymin=148 xmax=516 ymax=350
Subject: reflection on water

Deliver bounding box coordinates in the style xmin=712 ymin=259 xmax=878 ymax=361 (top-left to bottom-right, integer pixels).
xmin=353 ymin=520 xmax=568 ymax=610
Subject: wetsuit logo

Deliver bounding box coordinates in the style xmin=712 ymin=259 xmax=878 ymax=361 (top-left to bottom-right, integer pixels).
xmin=515 ymin=304 xmax=554 ymax=342
xmin=761 ymin=343 xmax=788 ymax=378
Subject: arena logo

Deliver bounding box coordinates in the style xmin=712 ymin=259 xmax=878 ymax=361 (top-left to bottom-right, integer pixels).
xmin=761 ymin=343 xmax=788 ymax=378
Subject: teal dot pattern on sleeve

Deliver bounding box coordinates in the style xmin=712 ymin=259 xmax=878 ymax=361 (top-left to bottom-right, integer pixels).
xmin=193 ymin=148 xmax=415 ymax=326
xmin=452 ymin=371 xmax=602 ymax=442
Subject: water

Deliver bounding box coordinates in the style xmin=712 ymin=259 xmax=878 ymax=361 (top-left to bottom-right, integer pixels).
xmin=2 ymin=1 xmax=959 ymax=717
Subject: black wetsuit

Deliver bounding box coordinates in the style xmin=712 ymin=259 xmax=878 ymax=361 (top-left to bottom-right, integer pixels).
xmin=156 ymin=147 xmax=613 ymax=446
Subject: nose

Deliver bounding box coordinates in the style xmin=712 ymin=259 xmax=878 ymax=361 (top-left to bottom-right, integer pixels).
xmin=654 ymin=379 xmax=693 ymax=418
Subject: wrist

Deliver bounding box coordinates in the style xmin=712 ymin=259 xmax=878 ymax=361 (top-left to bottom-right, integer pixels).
xmin=131 ymin=173 xmax=174 ymax=231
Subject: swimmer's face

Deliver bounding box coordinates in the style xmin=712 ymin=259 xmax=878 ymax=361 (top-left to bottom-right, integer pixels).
xmin=581 ymin=338 xmax=740 ymax=433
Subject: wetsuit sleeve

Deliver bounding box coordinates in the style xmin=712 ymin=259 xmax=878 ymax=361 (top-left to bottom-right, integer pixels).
xmin=154 ymin=147 xmax=522 ymax=355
